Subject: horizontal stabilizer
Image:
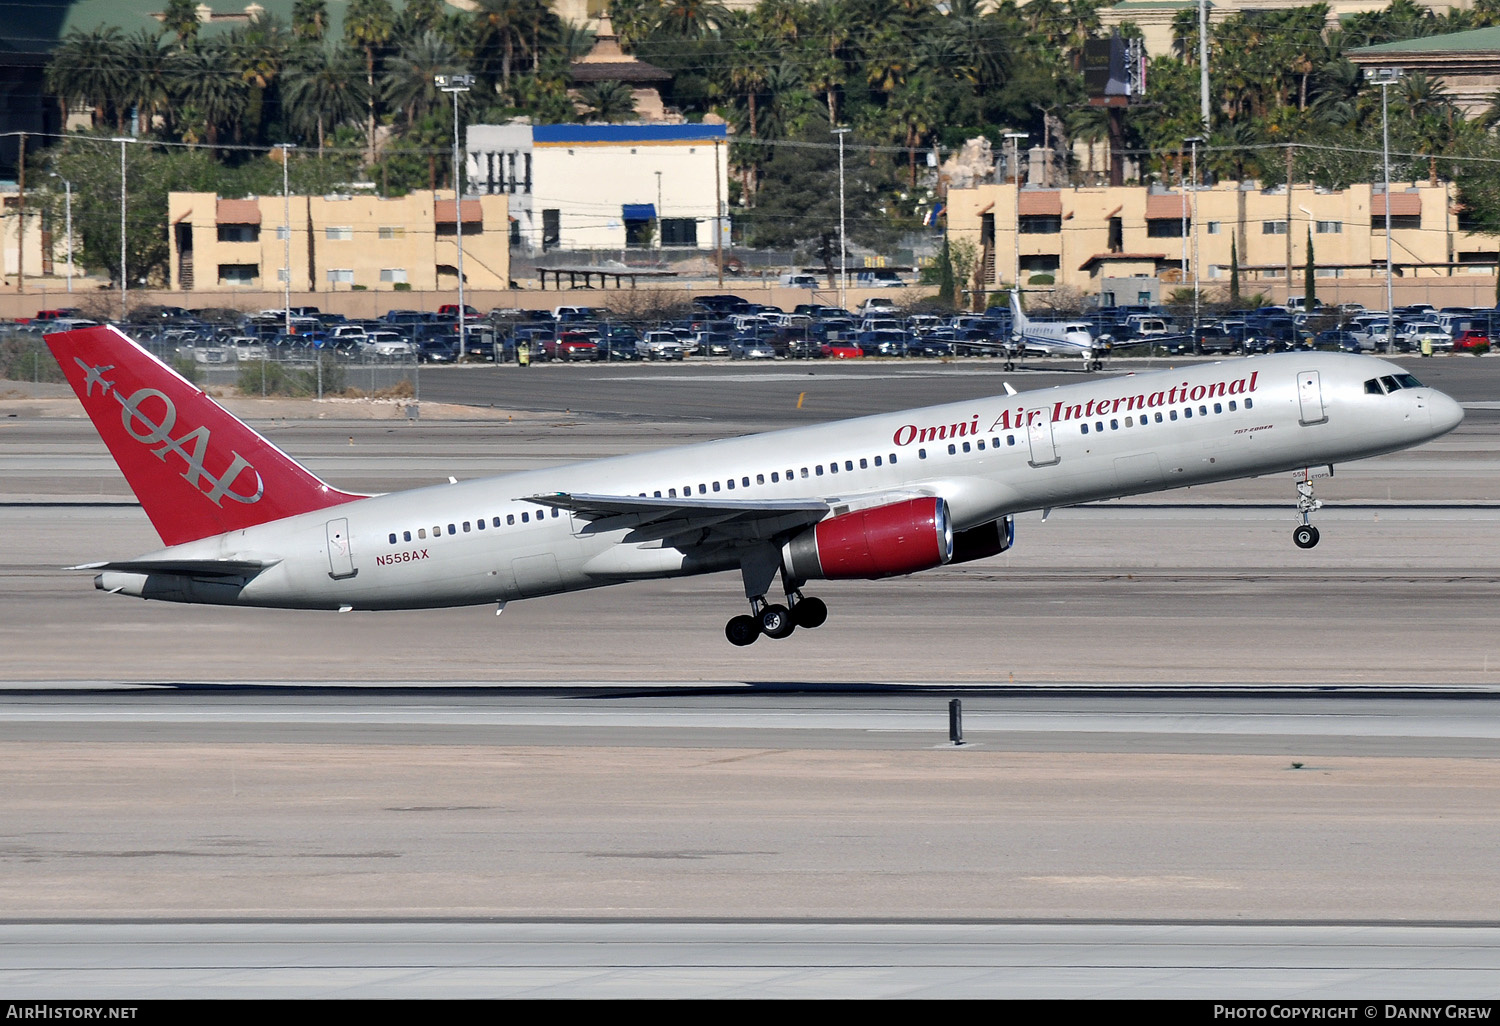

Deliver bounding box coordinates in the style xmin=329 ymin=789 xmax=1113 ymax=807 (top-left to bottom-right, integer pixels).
xmin=65 ymin=557 xmax=280 ymax=578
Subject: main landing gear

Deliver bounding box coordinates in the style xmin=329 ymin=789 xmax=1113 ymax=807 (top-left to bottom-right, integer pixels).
xmin=725 ymin=591 xmax=828 ymax=647
xmin=727 ymin=546 xmax=828 ymax=646
xmin=1293 ymin=469 xmax=1325 ymax=549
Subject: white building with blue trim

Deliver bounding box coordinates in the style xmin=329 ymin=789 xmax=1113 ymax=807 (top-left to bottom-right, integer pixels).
xmin=466 ymin=122 xmax=730 ymax=256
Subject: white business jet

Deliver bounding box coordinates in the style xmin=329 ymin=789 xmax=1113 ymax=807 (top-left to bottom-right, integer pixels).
xmin=48 ymin=326 xmax=1462 ymax=646
xmin=1007 ymin=289 xmax=1102 ymax=371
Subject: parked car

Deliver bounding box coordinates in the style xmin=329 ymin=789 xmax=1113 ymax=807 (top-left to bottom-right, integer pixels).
xmin=858 ymin=329 xmax=909 ymax=357
xmin=903 ymin=337 xmax=953 ymax=358
xmin=729 ymin=338 xmax=776 ymax=359
xmin=1313 ymin=330 xmax=1362 ymax=352
xmin=856 ymin=269 xmax=905 ymax=288
xmin=361 ymin=331 xmax=414 ymax=359
xmin=637 ymin=331 xmax=686 ymax=360
xmin=544 ymin=331 xmax=600 ymax=361
xmin=1453 ymin=329 xmax=1490 ymax=353
xmin=417 ymin=336 xmax=460 ymax=363
xmin=695 ymin=330 xmax=733 ymax=356
xmin=820 ymin=341 xmax=863 ymax=359
xmin=1190 ymin=327 xmax=1235 ymax=354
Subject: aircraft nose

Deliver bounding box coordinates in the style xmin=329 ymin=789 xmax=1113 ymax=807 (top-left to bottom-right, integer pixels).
xmin=1429 ymin=391 xmax=1465 ymax=435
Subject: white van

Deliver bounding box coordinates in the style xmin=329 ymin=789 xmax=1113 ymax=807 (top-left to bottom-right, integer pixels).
xmin=856 ymin=269 xmax=904 ymax=288
xmin=779 ymin=273 xmax=819 ymax=288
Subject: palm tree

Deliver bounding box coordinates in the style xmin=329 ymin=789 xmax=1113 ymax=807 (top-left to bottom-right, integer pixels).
xmin=292 ymin=0 xmax=328 ymax=42
xmin=578 ymin=79 xmax=638 ymax=122
xmin=888 ymin=75 xmax=938 ymax=187
xmin=1401 ymin=71 xmax=1459 ymax=185
xmin=169 ymin=40 xmax=247 ymax=150
xmin=162 ymin=0 xmax=201 ymax=46
xmin=283 ymin=45 xmax=367 ymax=154
xmin=229 ymin=17 xmax=292 ymax=145
xmin=660 ymin=0 xmax=727 ymax=38
xmin=122 ymin=29 xmax=174 ymax=136
xmin=727 ymin=26 xmax=770 ymax=138
xmin=46 ymin=27 xmax=129 ymax=129
xmin=808 ymin=55 xmax=844 ymax=124
xmin=345 ymin=0 xmax=397 ymax=163
xmin=473 ymin=0 xmax=530 ymax=92
xmin=383 ymin=32 xmax=467 ymax=129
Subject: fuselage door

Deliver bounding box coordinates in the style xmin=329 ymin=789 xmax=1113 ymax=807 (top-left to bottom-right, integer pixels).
xmin=1297 ymin=370 xmax=1328 ymax=426
xmin=325 ymin=518 xmax=357 ymax=580
xmin=1027 ymin=411 xmax=1060 ymax=467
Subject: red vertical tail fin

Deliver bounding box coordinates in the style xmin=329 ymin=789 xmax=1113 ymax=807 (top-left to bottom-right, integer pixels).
xmin=47 ymin=326 xmax=362 ymax=546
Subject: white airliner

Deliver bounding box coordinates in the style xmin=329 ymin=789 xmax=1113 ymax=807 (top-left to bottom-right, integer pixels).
xmin=1009 ymin=289 xmax=1101 ymax=370
xmin=48 ymin=325 xmax=1462 ymax=646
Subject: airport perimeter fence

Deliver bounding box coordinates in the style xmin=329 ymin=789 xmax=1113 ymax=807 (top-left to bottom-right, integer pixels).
xmin=0 ymin=325 xmax=426 ymax=399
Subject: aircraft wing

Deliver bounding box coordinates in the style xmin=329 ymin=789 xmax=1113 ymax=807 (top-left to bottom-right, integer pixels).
xmin=527 ymin=492 xmax=831 ymax=547
xmin=66 ymin=558 xmax=281 ymax=577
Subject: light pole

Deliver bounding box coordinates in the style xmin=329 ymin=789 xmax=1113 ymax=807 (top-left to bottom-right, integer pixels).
xmin=1187 ymin=136 xmax=1203 ymax=350
xmin=654 ymin=170 xmax=662 ymax=250
xmin=1372 ymin=67 xmax=1402 ymax=354
xmin=110 ymin=137 xmax=134 ymax=321
xmin=1004 ymin=132 xmax=1027 ymax=294
xmin=49 ymin=173 xmax=72 ymax=293
xmin=832 ymin=126 xmax=850 ymax=310
xmin=437 ymin=73 xmax=473 ymax=357
xmin=278 ymin=144 xmax=295 ymax=342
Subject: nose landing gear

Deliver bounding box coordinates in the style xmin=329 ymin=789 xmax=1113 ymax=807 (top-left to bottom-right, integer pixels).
xmin=1293 ymin=471 xmax=1324 ymax=549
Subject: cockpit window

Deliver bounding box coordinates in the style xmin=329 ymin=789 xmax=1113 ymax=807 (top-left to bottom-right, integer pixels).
xmin=1366 ymin=374 xmax=1426 ymax=395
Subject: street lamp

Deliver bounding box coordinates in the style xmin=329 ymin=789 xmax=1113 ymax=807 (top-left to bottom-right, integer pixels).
xmin=437 ymin=73 xmax=473 ymax=356
xmin=832 ymin=126 xmax=851 ymax=310
xmin=1186 ymin=136 xmax=1203 ymax=350
xmin=110 ymin=137 xmax=134 ymax=321
xmin=1371 ymin=67 xmax=1402 ymax=354
xmin=1004 ymin=132 xmax=1027 ymax=293
xmin=49 ymin=173 xmax=72 ymax=293
xmin=277 ymin=144 xmax=295 ymax=342
xmin=655 ymin=170 xmax=662 ymax=250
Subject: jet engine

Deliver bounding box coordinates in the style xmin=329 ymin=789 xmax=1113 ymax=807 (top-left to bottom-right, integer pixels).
xmin=950 ymin=516 xmax=1015 ymax=565
xmin=781 ymin=497 xmax=952 ymax=580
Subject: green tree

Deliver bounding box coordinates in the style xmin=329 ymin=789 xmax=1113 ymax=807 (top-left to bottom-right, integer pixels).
xmin=936 ymin=235 xmax=956 ymax=307
xmin=742 ymin=124 xmax=899 ymax=283
xmin=162 ymin=0 xmax=201 ymax=46
xmin=578 ymin=80 xmax=638 ymax=122
xmin=46 ymin=27 xmax=128 ymax=130
xmin=383 ymin=31 xmax=467 ymax=130
xmin=283 ymin=45 xmax=368 ymax=155
xmin=345 ymin=0 xmax=397 ymax=163
xmin=1304 ymin=226 xmax=1315 ymax=309
xmin=292 ymin=0 xmax=329 ymax=42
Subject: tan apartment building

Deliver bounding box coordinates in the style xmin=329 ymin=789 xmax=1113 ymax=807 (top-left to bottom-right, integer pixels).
xmin=946 ymin=179 xmax=1497 ymax=302
xmin=167 ymin=191 xmax=510 ymax=294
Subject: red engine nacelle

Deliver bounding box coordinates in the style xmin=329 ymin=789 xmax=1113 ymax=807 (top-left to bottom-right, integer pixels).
xmin=781 ymin=497 xmax=952 ymax=581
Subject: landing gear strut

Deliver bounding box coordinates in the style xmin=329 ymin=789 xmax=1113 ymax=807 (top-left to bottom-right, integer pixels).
xmin=1293 ymin=470 xmax=1324 ymax=549
xmin=726 ymin=551 xmax=829 ymax=646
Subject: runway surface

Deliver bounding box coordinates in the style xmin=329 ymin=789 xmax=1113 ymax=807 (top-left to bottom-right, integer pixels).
xmin=3 ymin=355 xmax=1499 ymax=997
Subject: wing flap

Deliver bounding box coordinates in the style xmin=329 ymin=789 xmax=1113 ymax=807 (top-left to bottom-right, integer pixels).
xmin=526 ymin=492 xmax=832 ymax=548
xmin=66 ymin=558 xmax=280 ymax=578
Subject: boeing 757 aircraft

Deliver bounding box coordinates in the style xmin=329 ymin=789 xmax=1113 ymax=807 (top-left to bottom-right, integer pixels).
xmin=48 ymin=325 xmax=1462 ymax=646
